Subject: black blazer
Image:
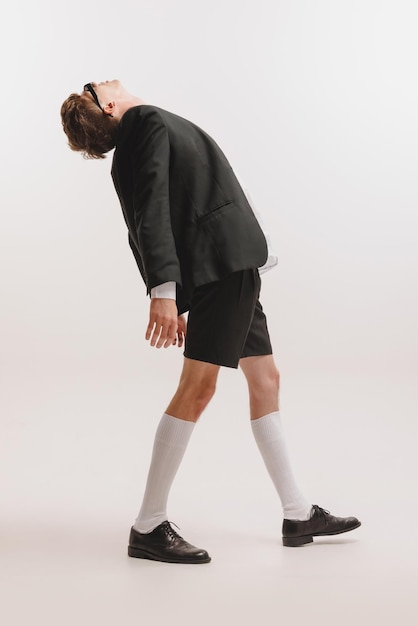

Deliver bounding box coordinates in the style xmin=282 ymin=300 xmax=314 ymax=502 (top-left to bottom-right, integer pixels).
xmin=111 ymin=105 xmax=268 ymax=314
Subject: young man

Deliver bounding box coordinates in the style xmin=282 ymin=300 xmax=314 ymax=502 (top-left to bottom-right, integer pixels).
xmin=60 ymin=80 xmax=361 ymax=563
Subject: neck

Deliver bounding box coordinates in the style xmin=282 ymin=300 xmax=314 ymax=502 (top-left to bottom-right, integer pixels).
xmin=116 ymin=95 xmax=148 ymax=120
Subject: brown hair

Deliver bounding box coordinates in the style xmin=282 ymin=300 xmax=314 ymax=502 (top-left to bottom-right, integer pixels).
xmin=60 ymin=93 xmax=119 ymax=159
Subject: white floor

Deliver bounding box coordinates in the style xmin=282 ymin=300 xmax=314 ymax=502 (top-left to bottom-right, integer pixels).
xmin=1 ymin=368 xmax=417 ymax=625
xmin=2 ymin=502 xmax=417 ymax=625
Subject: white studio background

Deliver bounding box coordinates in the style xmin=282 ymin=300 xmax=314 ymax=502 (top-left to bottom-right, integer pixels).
xmin=1 ymin=1 xmax=417 ymax=625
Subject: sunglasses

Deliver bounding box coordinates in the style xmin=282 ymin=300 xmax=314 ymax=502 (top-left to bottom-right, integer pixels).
xmin=83 ymin=83 xmax=113 ymax=117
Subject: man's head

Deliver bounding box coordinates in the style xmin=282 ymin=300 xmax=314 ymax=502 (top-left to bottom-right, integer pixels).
xmin=60 ymin=80 xmax=134 ymax=159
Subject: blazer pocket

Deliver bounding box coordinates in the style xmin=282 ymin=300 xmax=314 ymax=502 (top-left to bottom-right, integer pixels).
xmin=197 ymin=200 xmax=268 ymax=266
xmin=197 ymin=201 xmax=233 ymax=224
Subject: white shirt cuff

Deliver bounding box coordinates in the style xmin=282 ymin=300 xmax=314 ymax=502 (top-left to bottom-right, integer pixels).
xmin=150 ymin=281 xmax=176 ymax=299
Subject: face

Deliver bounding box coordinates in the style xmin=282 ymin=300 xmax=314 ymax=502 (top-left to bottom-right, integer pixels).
xmin=83 ymin=80 xmax=127 ymax=109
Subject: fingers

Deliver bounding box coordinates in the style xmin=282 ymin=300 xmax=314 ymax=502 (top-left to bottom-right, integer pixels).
xmin=147 ymin=320 xmax=177 ymax=348
xmin=173 ymin=315 xmax=187 ymax=348
xmin=159 ymin=322 xmax=177 ymax=348
xmin=174 ymin=327 xmax=184 ymax=348
xmin=145 ymin=319 xmax=155 ymax=342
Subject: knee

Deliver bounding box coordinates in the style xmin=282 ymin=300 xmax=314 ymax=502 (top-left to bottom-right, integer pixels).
xmin=266 ymin=367 xmax=280 ymax=396
xmin=179 ymin=377 xmax=217 ymax=417
xmin=274 ymin=368 xmax=280 ymax=391
xmin=251 ymin=367 xmax=280 ymax=399
xmin=194 ymin=379 xmax=217 ymax=412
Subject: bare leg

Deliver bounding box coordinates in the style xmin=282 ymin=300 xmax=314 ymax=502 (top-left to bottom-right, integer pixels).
xmin=165 ymin=357 xmax=221 ymax=422
xmin=239 ymin=354 xmax=280 ymax=419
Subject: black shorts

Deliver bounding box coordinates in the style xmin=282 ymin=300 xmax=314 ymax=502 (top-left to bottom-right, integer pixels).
xmin=184 ymin=269 xmax=273 ymax=368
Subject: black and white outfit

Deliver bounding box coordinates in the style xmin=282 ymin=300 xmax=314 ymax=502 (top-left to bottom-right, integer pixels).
xmin=111 ymin=105 xmax=361 ymax=562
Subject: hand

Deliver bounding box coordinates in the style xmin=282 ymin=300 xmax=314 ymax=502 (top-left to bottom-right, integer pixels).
xmin=146 ymin=299 xmax=178 ymax=348
xmin=173 ymin=314 xmax=187 ymax=349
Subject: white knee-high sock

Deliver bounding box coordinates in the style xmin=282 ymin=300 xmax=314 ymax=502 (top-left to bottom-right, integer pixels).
xmin=251 ymin=411 xmax=312 ymax=520
xmin=133 ymin=413 xmax=195 ymax=533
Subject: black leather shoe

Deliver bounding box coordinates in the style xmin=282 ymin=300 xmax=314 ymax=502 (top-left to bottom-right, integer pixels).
xmin=282 ymin=504 xmax=361 ymax=547
xmin=128 ymin=521 xmax=211 ymax=564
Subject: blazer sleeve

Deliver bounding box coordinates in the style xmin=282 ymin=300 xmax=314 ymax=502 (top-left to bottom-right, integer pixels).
xmin=130 ymin=108 xmax=182 ymax=293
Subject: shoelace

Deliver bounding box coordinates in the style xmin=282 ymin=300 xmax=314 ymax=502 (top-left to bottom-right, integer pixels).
xmin=162 ymin=521 xmax=183 ymax=542
xmin=312 ymin=504 xmax=330 ymax=520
